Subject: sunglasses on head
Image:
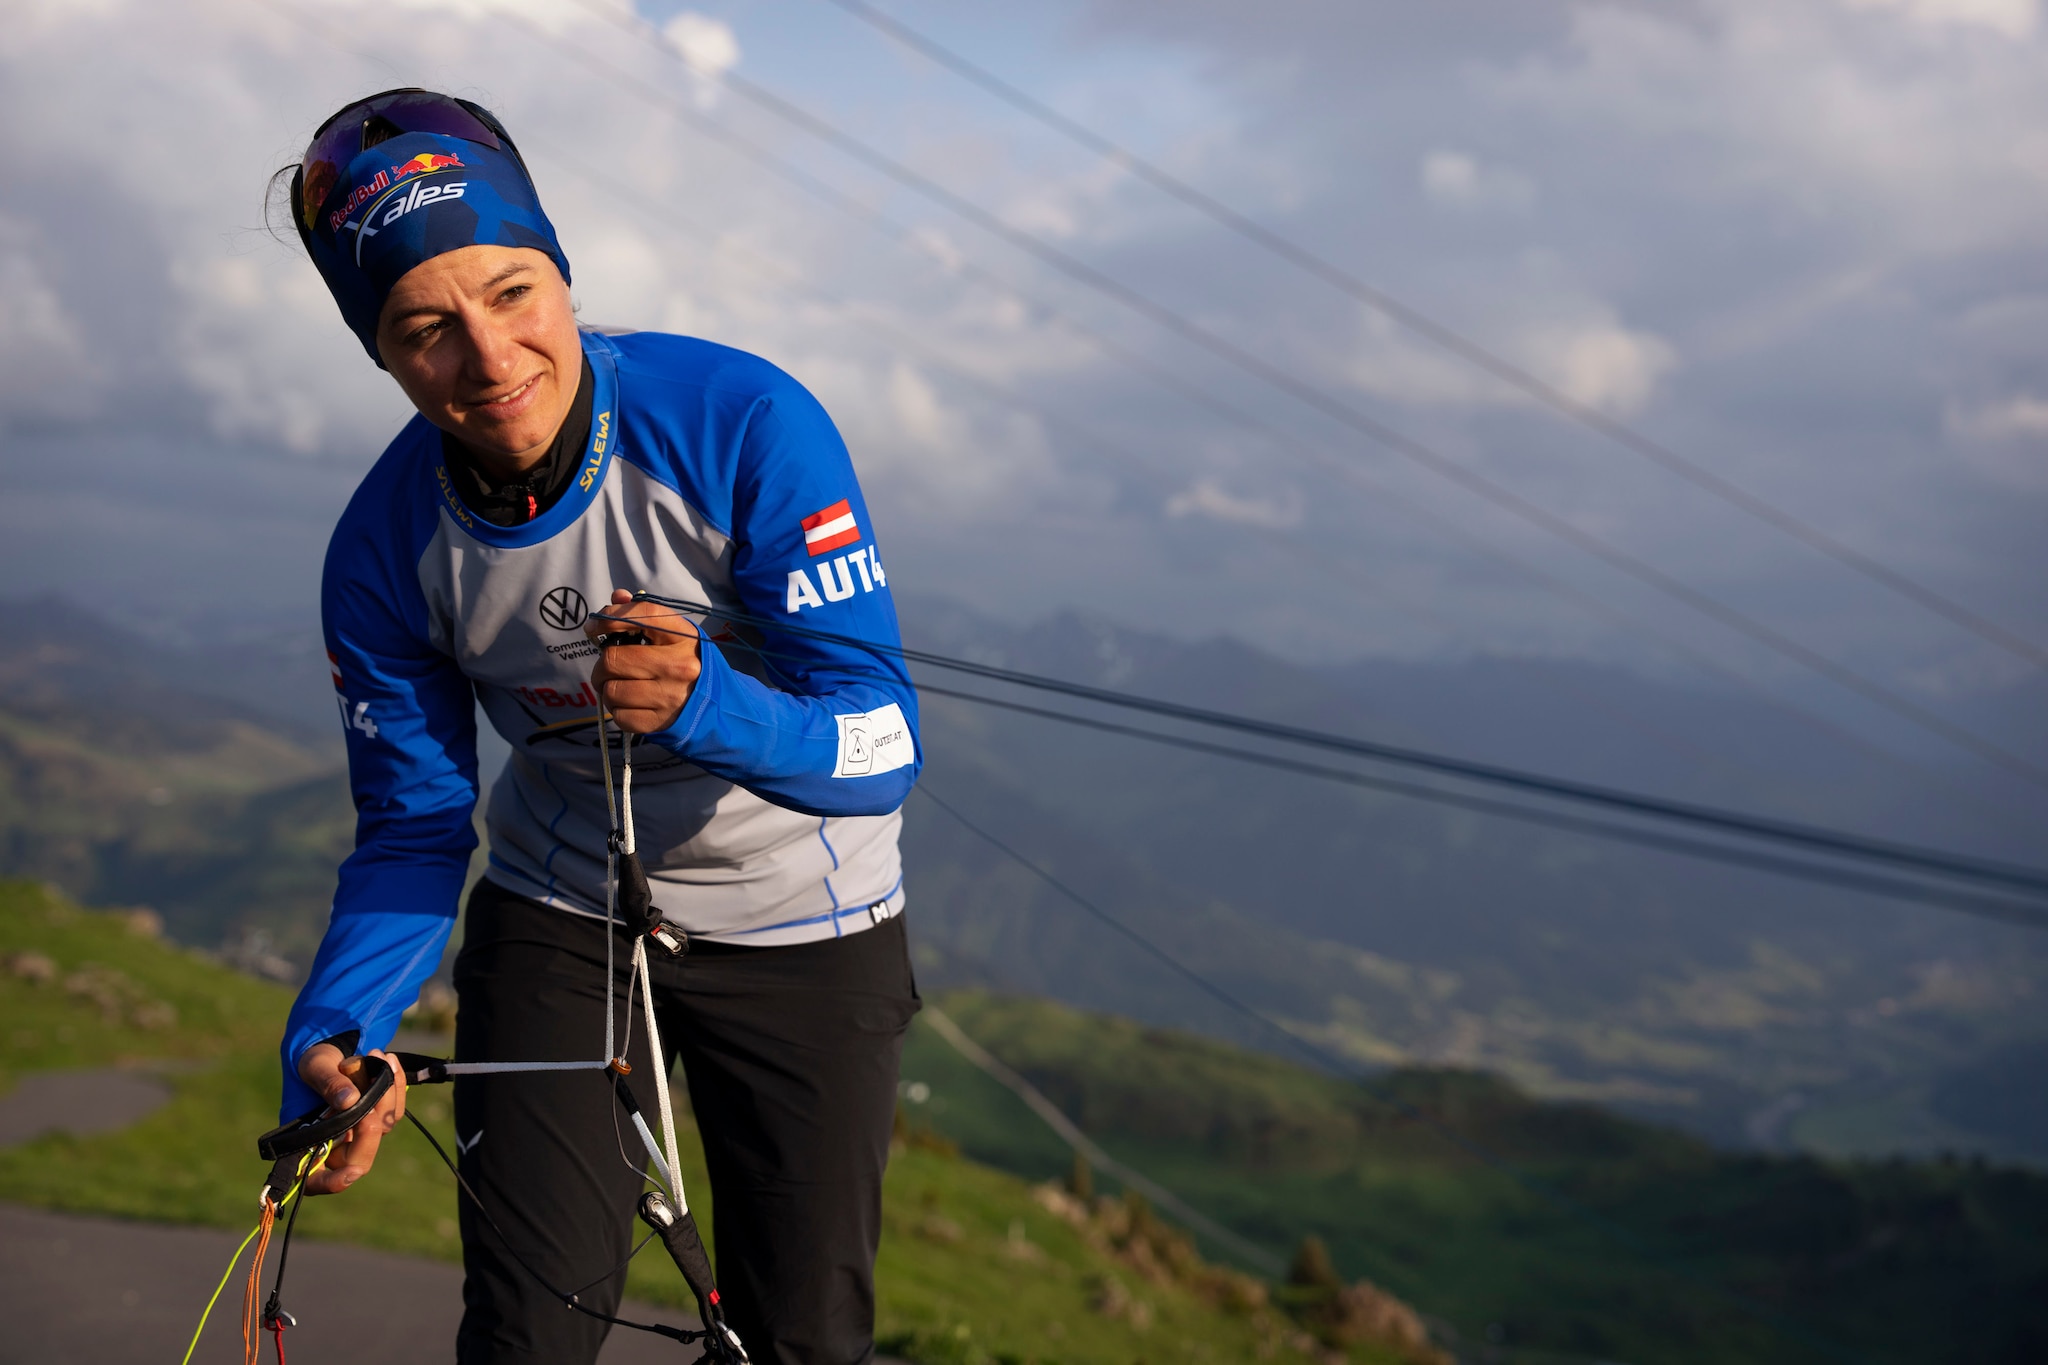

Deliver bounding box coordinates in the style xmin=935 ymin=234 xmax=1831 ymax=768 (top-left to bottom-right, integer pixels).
xmin=296 ymin=89 xmax=518 ymax=236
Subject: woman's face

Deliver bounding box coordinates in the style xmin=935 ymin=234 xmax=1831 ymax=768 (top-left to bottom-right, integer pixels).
xmin=376 ymin=245 xmax=582 ymax=469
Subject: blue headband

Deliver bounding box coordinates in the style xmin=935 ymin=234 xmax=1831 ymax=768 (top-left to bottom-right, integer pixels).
xmin=304 ymin=130 xmax=572 ymax=365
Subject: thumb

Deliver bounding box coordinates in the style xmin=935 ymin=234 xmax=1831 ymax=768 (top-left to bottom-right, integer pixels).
xmin=328 ymin=1054 xmax=369 ymax=1110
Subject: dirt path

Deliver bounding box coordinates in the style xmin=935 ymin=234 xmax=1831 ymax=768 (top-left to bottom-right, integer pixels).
xmin=0 ymin=1202 xmax=715 ymax=1363
xmin=0 ymin=1067 xmax=173 ymax=1147
xmin=0 ymin=1073 xmax=903 ymax=1363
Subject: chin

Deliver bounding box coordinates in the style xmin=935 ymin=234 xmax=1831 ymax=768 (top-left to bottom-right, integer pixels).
xmin=456 ymin=411 xmax=548 ymax=456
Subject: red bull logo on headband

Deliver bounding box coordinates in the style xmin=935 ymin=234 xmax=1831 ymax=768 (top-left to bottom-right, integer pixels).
xmin=392 ymin=151 xmax=465 ymax=181
xmin=328 ymin=168 xmax=391 ymax=232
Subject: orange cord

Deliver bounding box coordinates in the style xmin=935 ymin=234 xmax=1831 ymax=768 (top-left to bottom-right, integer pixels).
xmin=241 ymin=1198 xmax=278 ymax=1365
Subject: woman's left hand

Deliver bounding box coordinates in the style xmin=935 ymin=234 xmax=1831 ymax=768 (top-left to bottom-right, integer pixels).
xmin=587 ymin=590 xmax=703 ymax=733
xmin=295 ymin=1047 xmax=407 ymax=1196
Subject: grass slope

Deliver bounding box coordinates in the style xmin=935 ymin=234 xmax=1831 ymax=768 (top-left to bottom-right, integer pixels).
xmin=0 ymin=700 xmax=354 ymax=964
xmin=900 ymin=991 xmax=2048 ymax=1365
xmin=0 ymin=883 xmax=1371 ymax=1365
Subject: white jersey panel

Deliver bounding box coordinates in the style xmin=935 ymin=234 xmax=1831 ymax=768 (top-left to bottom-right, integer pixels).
xmin=414 ymin=456 xmax=904 ymax=941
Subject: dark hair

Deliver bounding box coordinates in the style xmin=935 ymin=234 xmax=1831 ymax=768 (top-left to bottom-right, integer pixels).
xmin=263 ymin=162 xmax=301 ymax=247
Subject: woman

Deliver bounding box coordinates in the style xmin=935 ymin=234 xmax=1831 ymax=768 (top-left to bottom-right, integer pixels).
xmin=276 ymin=89 xmax=921 ymax=1365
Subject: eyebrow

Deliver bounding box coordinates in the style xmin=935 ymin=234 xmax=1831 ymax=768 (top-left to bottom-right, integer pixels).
xmin=387 ymin=262 xmax=537 ymax=326
xmin=480 ymin=261 xmax=534 ymax=291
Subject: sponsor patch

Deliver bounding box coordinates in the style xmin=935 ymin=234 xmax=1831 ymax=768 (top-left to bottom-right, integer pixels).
xmin=392 ymin=151 xmax=465 ymax=182
xmin=539 ymin=585 xmax=589 ymax=631
xmin=833 ymin=702 xmax=913 ymax=779
xmin=801 ymin=499 xmax=861 ymax=557
xmin=353 ymin=177 xmax=470 ymax=262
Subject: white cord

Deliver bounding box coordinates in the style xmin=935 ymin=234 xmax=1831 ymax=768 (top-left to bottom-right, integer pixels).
xmin=633 ymin=936 xmax=687 ymax=1211
xmin=617 ymin=714 xmax=684 ymax=1208
xmin=620 ymin=733 xmax=637 ymax=856
xmin=598 ymin=704 xmax=621 ymax=1067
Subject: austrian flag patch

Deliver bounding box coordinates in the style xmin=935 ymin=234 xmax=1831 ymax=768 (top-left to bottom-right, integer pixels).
xmin=801 ymin=499 xmax=861 ymax=557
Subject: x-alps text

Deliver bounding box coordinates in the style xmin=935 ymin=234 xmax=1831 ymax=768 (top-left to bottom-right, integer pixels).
xmin=786 ymin=546 xmax=887 ymax=612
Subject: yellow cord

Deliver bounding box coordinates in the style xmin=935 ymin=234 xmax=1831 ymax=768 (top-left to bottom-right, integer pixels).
xmin=179 ymin=1147 xmax=323 ymax=1365
xmin=179 ymin=1220 xmax=263 ymax=1365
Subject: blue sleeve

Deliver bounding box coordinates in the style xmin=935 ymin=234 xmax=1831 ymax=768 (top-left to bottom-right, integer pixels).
xmin=644 ymin=385 xmax=920 ymax=817
xmin=277 ymin=506 xmax=479 ymax=1121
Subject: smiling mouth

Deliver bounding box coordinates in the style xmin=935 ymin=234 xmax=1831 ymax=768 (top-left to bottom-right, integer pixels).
xmin=469 ymin=374 xmax=541 ymax=412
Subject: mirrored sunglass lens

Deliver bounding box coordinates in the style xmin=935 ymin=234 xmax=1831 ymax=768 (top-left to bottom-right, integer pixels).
xmin=299 ymin=92 xmax=502 ymax=225
xmin=376 ymin=92 xmax=502 ymax=148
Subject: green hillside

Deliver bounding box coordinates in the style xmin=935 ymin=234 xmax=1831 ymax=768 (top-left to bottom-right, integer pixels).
xmin=900 ymin=991 xmax=2048 ymax=1365
xmin=5 ymin=594 xmax=2044 ymax=1172
xmin=0 ymin=693 xmax=353 ymax=967
xmin=0 ymin=883 xmax=1433 ymax=1365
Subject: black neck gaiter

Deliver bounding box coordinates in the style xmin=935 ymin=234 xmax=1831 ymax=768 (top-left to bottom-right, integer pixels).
xmin=440 ymin=354 xmax=596 ymax=526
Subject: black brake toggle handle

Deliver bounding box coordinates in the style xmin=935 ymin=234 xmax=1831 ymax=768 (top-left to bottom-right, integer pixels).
xmin=393 ymin=1051 xmax=452 ymax=1086
xmin=639 ymin=1190 xmax=749 ymax=1363
xmin=256 ymin=1053 xmax=394 ymax=1162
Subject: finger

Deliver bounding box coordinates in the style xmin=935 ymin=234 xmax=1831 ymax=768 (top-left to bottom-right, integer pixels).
xmin=367 ymin=1049 xmax=407 ymax=1128
xmin=591 ymin=614 xmax=696 ymax=647
xmin=586 ymin=589 xmax=642 ymax=642
xmin=600 ymin=682 xmax=695 ymax=715
xmin=302 ymin=1162 xmax=349 ymax=1196
xmin=596 ymin=652 xmax=671 ymax=682
xmin=638 ymin=609 xmax=702 ymax=645
xmin=599 ymin=650 xmax=702 ymax=684
xmin=296 ymin=1042 xmax=346 ymax=1099
xmin=330 ymin=1112 xmax=388 ymax=1190
xmin=302 ymin=1144 xmax=357 ymax=1197
xmin=591 ymin=593 xmax=700 ymax=636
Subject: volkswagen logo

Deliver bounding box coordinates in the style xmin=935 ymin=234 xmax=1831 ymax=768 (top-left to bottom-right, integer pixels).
xmin=539 ymin=586 xmax=589 ymax=631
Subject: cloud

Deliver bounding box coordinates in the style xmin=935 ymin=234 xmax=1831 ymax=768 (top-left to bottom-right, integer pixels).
xmin=1165 ymin=479 xmax=1303 ymax=529
xmin=1841 ymin=0 xmax=2038 ymax=38
xmin=662 ymin=10 xmax=740 ymax=108
xmin=1946 ymin=395 xmax=2048 ymax=489
xmin=1420 ymin=149 xmax=1535 ymax=211
xmin=0 ymin=214 xmax=99 ymax=418
xmin=1345 ymin=293 xmax=1676 ymax=418
xmin=0 ymin=0 xmax=2042 ymax=698
xmin=1953 ymin=394 xmax=2048 ymax=440
xmin=1530 ymin=317 xmax=1678 ymax=416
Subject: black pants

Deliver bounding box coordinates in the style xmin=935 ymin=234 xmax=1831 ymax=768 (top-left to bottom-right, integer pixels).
xmin=450 ymin=879 xmax=920 ymax=1365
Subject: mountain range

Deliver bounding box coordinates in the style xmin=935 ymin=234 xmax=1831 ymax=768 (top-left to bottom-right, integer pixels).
xmin=2 ymin=591 xmax=2041 ymax=1164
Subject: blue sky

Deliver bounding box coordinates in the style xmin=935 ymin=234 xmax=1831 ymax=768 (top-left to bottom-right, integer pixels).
xmin=0 ymin=0 xmax=2042 ymax=774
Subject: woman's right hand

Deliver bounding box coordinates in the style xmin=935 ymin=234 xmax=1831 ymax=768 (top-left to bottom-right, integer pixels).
xmin=295 ymin=1045 xmax=408 ymax=1195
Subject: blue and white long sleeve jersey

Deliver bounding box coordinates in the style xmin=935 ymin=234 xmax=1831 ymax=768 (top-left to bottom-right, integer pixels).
xmin=280 ymin=330 xmax=919 ymax=1118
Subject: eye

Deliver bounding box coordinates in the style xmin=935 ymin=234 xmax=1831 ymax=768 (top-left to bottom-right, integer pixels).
xmin=497 ymin=283 xmax=531 ymax=305
xmin=405 ymin=319 xmax=445 ymax=346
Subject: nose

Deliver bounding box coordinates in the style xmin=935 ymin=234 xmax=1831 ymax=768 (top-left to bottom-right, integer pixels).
xmin=462 ymin=312 xmax=524 ymax=390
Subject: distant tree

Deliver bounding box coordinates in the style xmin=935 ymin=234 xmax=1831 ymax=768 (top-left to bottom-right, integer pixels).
xmin=1067 ymin=1151 xmax=1093 ymax=1202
